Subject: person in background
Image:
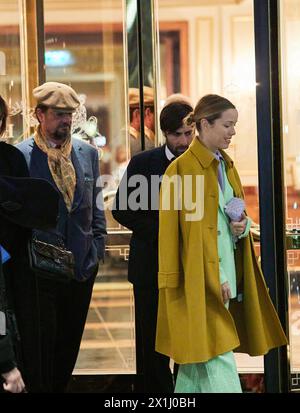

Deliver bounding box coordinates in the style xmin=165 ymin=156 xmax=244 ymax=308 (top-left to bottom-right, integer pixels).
xmin=112 ymin=94 xmax=194 ymax=392
xmin=17 ymin=82 xmax=107 ymax=392
xmin=0 ymin=94 xmax=59 ymax=392
xmin=128 ymin=86 xmax=155 ymax=156
xmin=156 ymin=94 xmax=288 ymax=393
xmin=143 ymin=86 xmax=155 ymax=146
xmin=113 ymin=144 xmax=129 ymax=185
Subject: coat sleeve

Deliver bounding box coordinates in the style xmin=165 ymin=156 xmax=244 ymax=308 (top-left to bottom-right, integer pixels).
xmin=112 ymin=154 xmax=158 ymax=241
xmin=158 ymin=162 xmax=181 ymax=289
xmin=92 ymin=150 xmax=107 ymax=261
xmin=0 ymin=334 xmax=16 ymax=375
xmin=238 ymin=217 xmax=252 ymax=240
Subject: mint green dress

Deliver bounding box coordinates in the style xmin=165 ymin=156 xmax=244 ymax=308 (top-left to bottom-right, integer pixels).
xmin=175 ymin=159 xmax=251 ymax=393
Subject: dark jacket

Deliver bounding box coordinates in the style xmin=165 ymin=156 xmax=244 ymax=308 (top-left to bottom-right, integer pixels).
xmin=17 ymin=137 xmax=107 ymax=281
xmin=0 ymin=142 xmax=59 ymax=376
xmin=0 ymin=142 xmax=30 ymax=255
xmin=112 ymin=145 xmax=172 ymax=288
xmin=0 ymin=142 xmax=59 ymax=253
xmin=0 ymin=260 xmax=16 ymax=375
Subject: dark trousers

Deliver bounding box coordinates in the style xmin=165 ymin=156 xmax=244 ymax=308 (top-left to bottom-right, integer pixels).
xmin=36 ymin=270 xmax=97 ymax=393
xmin=7 ymin=258 xmax=43 ymax=393
xmin=133 ymin=286 xmax=174 ymax=393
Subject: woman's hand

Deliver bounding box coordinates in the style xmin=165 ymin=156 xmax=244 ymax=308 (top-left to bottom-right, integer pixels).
xmin=230 ymin=213 xmax=247 ymax=237
xmin=221 ymin=281 xmax=232 ymax=304
xmin=2 ymin=367 xmax=25 ymax=393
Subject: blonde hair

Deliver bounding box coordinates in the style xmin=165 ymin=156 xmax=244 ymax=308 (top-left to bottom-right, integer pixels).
xmin=184 ymin=94 xmax=235 ymax=131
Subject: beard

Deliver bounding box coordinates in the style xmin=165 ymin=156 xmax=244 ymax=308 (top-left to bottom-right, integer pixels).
xmin=174 ymin=146 xmax=188 ymax=156
xmin=168 ymin=145 xmax=189 ymax=158
xmin=53 ymin=125 xmax=71 ymax=141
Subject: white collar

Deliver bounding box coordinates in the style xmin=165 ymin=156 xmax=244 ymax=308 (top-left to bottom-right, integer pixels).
xmin=165 ymin=145 xmax=176 ymax=161
xmin=214 ymin=150 xmax=224 ymax=161
xmin=48 ymin=140 xmax=61 ymax=149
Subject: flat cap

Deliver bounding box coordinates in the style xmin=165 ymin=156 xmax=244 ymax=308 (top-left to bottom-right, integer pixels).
xmin=129 ymin=86 xmax=154 ymax=108
xmin=143 ymin=86 xmax=154 ymax=106
xmin=33 ymin=81 xmax=80 ymax=113
xmin=128 ymin=88 xmax=139 ymax=108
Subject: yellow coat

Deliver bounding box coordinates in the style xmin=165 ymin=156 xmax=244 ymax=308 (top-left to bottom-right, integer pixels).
xmin=156 ymin=137 xmax=287 ymax=364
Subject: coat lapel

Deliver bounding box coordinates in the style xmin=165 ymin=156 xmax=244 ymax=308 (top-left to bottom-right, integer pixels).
xmin=30 ymin=142 xmax=57 ymax=187
xmin=152 ymin=145 xmax=170 ymax=176
xmin=218 ymin=157 xmax=235 ymax=220
xmin=28 ymin=138 xmax=85 ymax=213
xmin=71 ymin=140 xmax=85 ymax=212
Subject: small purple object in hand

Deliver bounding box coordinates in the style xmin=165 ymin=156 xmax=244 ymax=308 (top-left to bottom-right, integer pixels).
xmin=224 ymin=197 xmax=245 ymax=222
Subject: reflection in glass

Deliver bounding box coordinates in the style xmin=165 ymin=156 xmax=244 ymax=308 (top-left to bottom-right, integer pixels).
xmin=0 ymin=0 xmax=23 ymax=142
xmin=126 ymin=0 xmax=156 ymax=153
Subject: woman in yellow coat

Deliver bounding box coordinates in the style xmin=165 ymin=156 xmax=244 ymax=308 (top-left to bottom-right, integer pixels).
xmin=156 ymin=94 xmax=287 ymax=392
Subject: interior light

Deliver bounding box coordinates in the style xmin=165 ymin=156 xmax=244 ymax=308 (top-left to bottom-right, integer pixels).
xmin=45 ymin=50 xmax=75 ymax=67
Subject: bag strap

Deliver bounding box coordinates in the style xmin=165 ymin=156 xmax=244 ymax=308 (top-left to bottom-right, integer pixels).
xmin=32 ymin=229 xmax=66 ymax=249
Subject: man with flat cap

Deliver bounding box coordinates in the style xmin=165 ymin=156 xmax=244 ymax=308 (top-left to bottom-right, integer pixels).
xmin=129 ymin=86 xmax=155 ymax=156
xmin=17 ymin=82 xmax=107 ymax=392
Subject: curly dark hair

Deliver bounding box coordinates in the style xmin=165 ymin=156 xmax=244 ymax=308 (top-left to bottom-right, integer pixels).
xmin=160 ymin=102 xmax=193 ymax=134
xmin=0 ymin=95 xmax=8 ymax=137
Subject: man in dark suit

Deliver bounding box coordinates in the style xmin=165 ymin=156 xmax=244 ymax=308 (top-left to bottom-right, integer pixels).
xmin=112 ymin=94 xmax=193 ymax=392
xmin=17 ymin=82 xmax=107 ymax=392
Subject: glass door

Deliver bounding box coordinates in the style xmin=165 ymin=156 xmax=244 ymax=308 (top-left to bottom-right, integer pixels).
xmin=155 ymin=0 xmax=263 ymax=391
xmin=280 ymin=0 xmax=300 ymax=391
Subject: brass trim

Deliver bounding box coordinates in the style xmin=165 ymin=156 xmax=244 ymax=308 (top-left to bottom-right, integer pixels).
xmin=18 ymin=0 xmax=40 ymax=139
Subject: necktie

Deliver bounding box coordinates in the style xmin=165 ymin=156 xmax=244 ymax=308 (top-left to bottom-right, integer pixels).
xmin=216 ymin=151 xmax=225 ymax=192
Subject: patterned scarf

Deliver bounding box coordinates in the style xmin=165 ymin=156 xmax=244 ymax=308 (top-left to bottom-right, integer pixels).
xmin=34 ymin=126 xmax=76 ymax=212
